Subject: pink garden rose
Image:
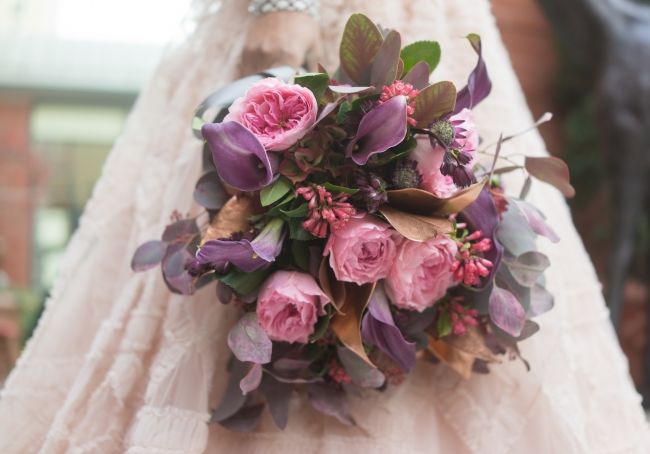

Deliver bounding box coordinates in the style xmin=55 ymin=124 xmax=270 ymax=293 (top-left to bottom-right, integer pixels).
xmin=257 ymin=271 xmax=330 ymax=343
xmin=385 ymin=235 xmax=459 ymax=312
xmin=225 ymin=78 xmax=318 ymax=151
xmin=324 ymin=215 xmax=400 ymax=284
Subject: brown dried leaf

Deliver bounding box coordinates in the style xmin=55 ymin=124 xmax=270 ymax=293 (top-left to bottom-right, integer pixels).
xmin=318 ymin=257 xmax=346 ymax=313
xmin=330 ymin=282 xmax=376 ymax=367
xmin=444 ymin=327 xmax=501 ymax=363
xmin=524 ymin=156 xmax=575 ymax=198
xmin=427 ymin=336 xmax=474 ymax=380
xmin=386 ymin=179 xmax=487 ymax=216
xmin=201 ymin=196 xmax=254 ymax=245
xmin=380 ymin=206 xmax=452 ymax=242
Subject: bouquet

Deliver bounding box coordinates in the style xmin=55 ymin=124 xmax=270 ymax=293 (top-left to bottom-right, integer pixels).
xmin=132 ymin=14 xmax=574 ymax=431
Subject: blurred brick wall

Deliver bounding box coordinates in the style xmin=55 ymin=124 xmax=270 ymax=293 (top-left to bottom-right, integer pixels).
xmin=0 ymin=98 xmax=39 ymax=287
xmin=492 ymin=0 xmax=563 ymax=155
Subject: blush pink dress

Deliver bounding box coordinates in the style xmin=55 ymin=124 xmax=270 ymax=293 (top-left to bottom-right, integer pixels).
xmin=1 ymin=1 xmax=648 ymax=452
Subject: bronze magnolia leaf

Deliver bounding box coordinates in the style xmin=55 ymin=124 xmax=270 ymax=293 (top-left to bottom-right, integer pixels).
xmin=427 ymin=336 xmax=475 ymax=380
xmin=201 ymin=196 xmax=254 ymax=245
xmin=386 ymin=178 xmax=487 ymax=216
xmin=379 ymin=205 xmax=452 ymax=242
xmin=330 ymin=281 xmax=377 ymax=367
xmin=318 ymin=257 xmax=346 ymax=313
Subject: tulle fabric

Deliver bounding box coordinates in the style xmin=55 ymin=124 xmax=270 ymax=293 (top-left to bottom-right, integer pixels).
xmin=1 ymin=0 xmax=649 ymax=452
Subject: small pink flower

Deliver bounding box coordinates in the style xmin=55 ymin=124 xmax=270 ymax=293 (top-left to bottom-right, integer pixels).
xmin=451 ymin=229 xmax=494 ymax=287
xmin=256 ymin=271 xmax=330 ymax=344
xmin=380 ymin=80 xmax=419 ymax=126
xmin=225 ymin=78 xmax=318 ymax=151
xmin=450 ymin=108 xmax=479 ymax=159
xmin=385 ymin=235 xmax=459 ymax=312
xmin=324 ymin=215 xmax=400 ymax=284
xmin=297 ymin=185 xmax=356 ymax=238
xmin=411 ymin=137 xmax=457 ymax=198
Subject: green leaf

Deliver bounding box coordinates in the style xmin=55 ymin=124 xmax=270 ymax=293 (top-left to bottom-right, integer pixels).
xmin=339 ymin=13 xmax=384 ymax=84
xmin=260 ymin=177 xmax=293 ymax=207
xmin=368 ymin=135 xmax=417 ymax=166
xmin=309 ymin=314 xmax=332 ymax=342
xmin=281 ymin=203 xmax=309 ymax=218
xmin=289 ymin=218 xmax=314 ymax=241
xmin=436 ymin=311 xmax=452 ymax=338
xmin=291 ymin=240 xmax=311 ymax=271
xmin=295 ymin=73 xmax=330 ymax=101
xmin=400 ymin=40 xmax=441 ymax=75
xmin=413 ymin=81 xmax=457 ymax=127
xmin=266 ymin=192 xmax=297 ymax=216
xmin=220 ymin=268 xmax=272 ymax=296
xmin=323 ymin=183 xmax=359 ymax=195
xmin=336 ymin=101 xmax=353 ymax=125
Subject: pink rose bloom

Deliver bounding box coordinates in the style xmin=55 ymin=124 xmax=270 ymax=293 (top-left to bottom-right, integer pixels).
xmin=324 ymin=215 xmax=400 ymax=284
xmin=257 ymin=271 xmax=330 ymax=343
xmin=225 ymin=77 xmax=318 ymax=151
xmin=385 ymin=235 xmax=459 ymax=312
xmin=412 ymin=137 xmax=457 ymax=198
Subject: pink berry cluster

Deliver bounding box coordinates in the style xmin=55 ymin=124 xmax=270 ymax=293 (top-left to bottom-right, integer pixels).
xmin=451 ymin=226 xmax=494 ymax=287
xmin=297 ymin=185 xmax=356 ymax=238
xmin=327 ymin=359 xmax=352 ymax=384
xmin=379 ymin=80 xmax=420 ymax=126
xmin=448 ymin=300 xmax=479 ymax=336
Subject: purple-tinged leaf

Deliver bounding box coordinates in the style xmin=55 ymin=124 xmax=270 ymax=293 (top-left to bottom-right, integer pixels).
xmin=218 ymin=403 xmax=265 ymax=432
xmin=528 ymin=283 xmax=554 ymax=317
xmin=210 ymin=358 xmax=249 ymax=424
xmin=400 ymin=40 xmax=441 ymax=75
xmin=196 ymin=218 xmax=285 ymax=272
xmin=516 ymin=320 xmax=540 ymax=341
xmin=307 ymin=383 xmax=356 ymax=426
xmin=273 ymin=358 xmax=312 ymax=372
xmin=327 ymin=85 xmax=374 ymax=94
xmin=337 ymin=346 xmax=385 ymax=388
xmin=496 ymin=263 xmax=531 ymax=312
xmin=316 ymin=101 xmax=343 ymax=123
xmin=454 ymin=34 xmax=492 ymax=113
xmin=513 ymin=199 xmax=560 ymax=243
xmin=370 ymin=30 xmax=401 ymax=89
xmin=217 ymin=281 xmax=233 ymax=304
xmin=162 ymin=218 xmax=199 ymax=242
xmin=260 ymin=375 xmax=292 ymax=430
xmin=361 ymin=284 xmax=416 ymax=372
xmin=201 ymin=121 xmax=277 ymax=192
xmin=339 ymin=13 xmax=384 ymax=84
xmin=347 ymin=95 xmax=408 ymax=165
xmin=227 ymin=313 xmax=272 ymax=364
xmin=460 ymin=188 xmax=504 ymax=287
xmin=402 ymin=61 xmax=430 ymax=90
xmin=263 ymin=369 xmax=323 ymax=384
xmin=507 ymin=251 xmax=550 ymax=287
xmin=489 ymin=286 xmax=526 ymax=337
xmin=240 ymin=363 xmax=263 ymax=395
xmin=412 ymin=81 xmax=457 ymax=127
xmin=496 ymin=204 xmax=538 ymax=256
xmin=131 ymin=240 xmax=167 ymax=272
xmin=524 ymin=156 xmax=575 ymax=198
xmin=162 ymin=244 xmax=194 ymax=295
xmin=193 ymin=170 xmax=228 ymax=210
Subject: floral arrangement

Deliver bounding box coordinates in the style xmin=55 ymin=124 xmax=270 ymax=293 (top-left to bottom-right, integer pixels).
xmin=132 ymin=14 xmax=574 ymax=431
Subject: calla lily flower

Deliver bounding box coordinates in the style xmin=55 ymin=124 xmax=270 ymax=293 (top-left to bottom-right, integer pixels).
xmin=196 ymin=218 xmax=285 ymax=272
xmin=346 ymin=95 xmax=408 ymax=165
xmin=361 ymin=283 xmax=416 ymax=372
xmin=201 ymin=121 xmax=279 ymax=191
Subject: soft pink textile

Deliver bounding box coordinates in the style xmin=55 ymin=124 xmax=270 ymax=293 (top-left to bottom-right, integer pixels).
xmin=0 ymin=1 xmax=648 ymax=453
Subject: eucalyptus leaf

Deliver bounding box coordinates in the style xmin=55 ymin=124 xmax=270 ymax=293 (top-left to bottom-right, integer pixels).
xmin=227 ymin=313 xmax=273 ymax=364
xmin=131 ymin=240 xmax=167 ymax=272
xmin=240 ymin=363 xmax=263 ymax=394
xmin=525 ymin=156 xmax=575 ymax=198
xmin=488 ymin=286 xmax=526 ymax=337
xmin=194 ymin=170 xmax=228 ymax=210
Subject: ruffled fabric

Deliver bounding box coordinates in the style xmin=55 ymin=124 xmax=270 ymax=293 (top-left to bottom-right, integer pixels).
xmin=0 ymin=0 xmax=648 ymax=452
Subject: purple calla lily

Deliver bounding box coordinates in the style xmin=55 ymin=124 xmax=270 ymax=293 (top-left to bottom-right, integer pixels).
xmin=347 ymin=95 xmax=408 ymax=165
xmin=361 ymin=283 xmax=416 ymax=372
xmin=196 ymin=218 xmax=285 ymax=272
xmin=201 ymin=121 xmax=279 ymax=191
